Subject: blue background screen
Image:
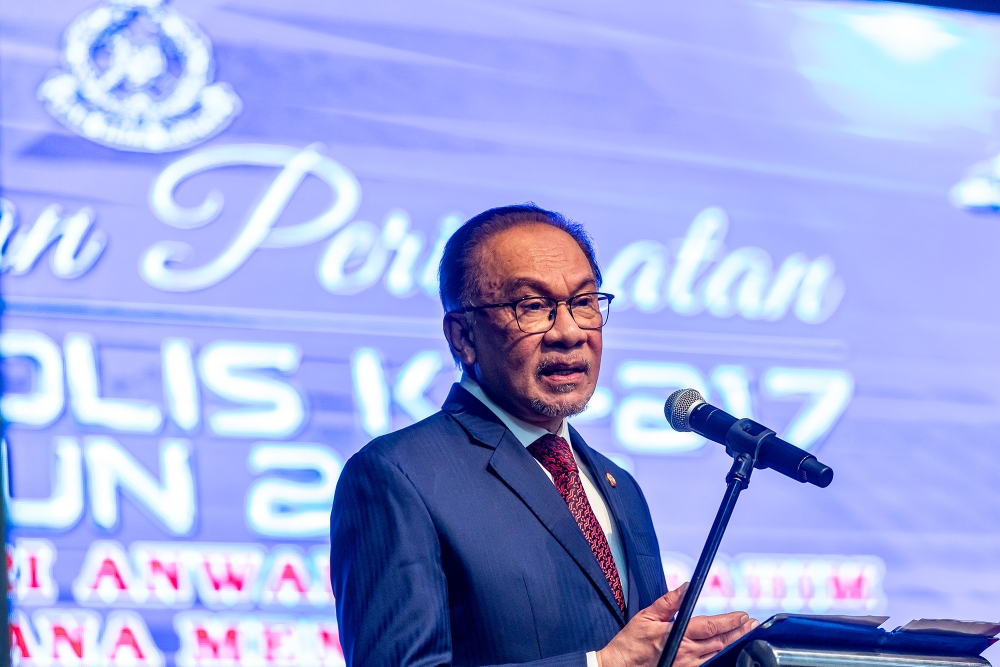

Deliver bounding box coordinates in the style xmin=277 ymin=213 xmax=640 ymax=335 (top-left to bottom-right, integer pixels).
xmin=2 ymin=1 xmax=999 ymax=665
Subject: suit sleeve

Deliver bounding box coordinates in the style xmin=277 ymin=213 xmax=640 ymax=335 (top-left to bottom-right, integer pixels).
xmin=330 ymin=449 xmax=590 ymax=667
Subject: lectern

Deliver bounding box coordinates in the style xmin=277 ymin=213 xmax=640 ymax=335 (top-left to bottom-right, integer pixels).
xmin=704 ymin=615 xmax=998 ymax=667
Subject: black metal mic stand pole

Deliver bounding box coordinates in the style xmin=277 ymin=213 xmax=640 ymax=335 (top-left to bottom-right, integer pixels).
xmin=656 ymin=420 xmax=772 ymax=667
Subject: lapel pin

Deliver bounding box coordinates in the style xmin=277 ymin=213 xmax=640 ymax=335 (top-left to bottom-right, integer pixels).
xmin=606 ymin=472 xmax=617 ymax=487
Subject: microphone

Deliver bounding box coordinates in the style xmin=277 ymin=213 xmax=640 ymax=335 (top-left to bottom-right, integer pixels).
xmin=664 ymin=388 xmax=833 ymax=488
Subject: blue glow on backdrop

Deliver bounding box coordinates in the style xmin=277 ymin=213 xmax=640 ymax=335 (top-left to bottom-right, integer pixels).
xmin=2 ymin=0 xmax=999 ymax=665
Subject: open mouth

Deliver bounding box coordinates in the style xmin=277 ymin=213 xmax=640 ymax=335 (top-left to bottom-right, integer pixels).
xmin=537 ymin=359 xmax=590 ymax=383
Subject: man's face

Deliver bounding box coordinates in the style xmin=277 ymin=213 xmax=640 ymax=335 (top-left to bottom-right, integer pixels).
xmin=450 ymin=223 xmax=603 ymax=430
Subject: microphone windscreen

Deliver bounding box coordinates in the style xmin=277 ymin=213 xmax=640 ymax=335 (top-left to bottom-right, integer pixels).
xmin=664 ymin=388 xmax=705 ymax=432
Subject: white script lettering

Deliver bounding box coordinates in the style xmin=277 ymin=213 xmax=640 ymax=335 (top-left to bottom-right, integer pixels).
xmin=142 ymin=144 xmax=360 ymax=291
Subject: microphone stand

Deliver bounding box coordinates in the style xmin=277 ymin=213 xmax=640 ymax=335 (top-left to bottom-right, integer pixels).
xmin=655 ymin=419 xmax=773 ymax=667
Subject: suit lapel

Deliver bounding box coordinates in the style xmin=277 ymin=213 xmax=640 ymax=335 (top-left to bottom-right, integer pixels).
xmin=570 ymin=426 xmax=646 ymax=620
xmin=443 ymin=385 xmax=626 ymax=626
xmin=488 ymin=434 xmax=627 ymax=625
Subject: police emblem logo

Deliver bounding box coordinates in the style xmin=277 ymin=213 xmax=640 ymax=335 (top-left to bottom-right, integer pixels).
xmin=37 ymin=0 xmax=242 ymax=153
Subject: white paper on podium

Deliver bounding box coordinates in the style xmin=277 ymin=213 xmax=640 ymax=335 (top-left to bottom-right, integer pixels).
xmin=899 ymin=620 xmax=1000 ymax=637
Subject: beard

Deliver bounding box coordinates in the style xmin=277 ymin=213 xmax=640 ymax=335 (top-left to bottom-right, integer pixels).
xmin=529 ymin=396 xmax=591 ymax=418
xmin=530 ymin=358 xmax=595 ymax=418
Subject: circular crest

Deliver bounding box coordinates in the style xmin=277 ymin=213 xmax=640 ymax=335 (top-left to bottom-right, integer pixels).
xmin=38 ymin=0 xmax=242 ymax=153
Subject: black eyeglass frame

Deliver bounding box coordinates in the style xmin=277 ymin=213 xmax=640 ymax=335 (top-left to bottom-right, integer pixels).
xmin=454 ymin=291 xmax=616 ymax=333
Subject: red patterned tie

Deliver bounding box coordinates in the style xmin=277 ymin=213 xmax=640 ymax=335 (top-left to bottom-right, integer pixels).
xmin=527 ymin=433 xmax=626 ymax=615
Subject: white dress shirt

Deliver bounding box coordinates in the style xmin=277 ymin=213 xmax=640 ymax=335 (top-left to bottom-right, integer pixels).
xmin=460 ymin=376 xmax=626 ymax=667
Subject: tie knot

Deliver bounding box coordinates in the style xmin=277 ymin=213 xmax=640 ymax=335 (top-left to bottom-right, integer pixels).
xmin=527 ymin=433 xmax=577 ymax=477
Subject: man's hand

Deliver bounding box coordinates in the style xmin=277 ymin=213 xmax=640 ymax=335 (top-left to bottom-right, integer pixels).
xmin=596 ymin=583 xmax=758 ymax=667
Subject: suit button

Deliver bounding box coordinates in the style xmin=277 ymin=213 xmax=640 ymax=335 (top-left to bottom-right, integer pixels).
xmin=606 ymin=472 xmax=617 ymax=487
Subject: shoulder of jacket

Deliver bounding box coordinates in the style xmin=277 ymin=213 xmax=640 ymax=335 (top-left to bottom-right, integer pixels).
xmin=349 ymin=409 xmax=463 ymax=465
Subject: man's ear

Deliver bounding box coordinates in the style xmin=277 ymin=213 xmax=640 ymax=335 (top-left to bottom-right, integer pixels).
xmin=443 ymin=313 xmax=477 ymax=366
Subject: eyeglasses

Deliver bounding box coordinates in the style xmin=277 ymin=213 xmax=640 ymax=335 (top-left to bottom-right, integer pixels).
xmin=456 ymin=292 xmax=615 ymax=334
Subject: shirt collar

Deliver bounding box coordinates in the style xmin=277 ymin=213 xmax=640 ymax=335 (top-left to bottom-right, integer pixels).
xmin=460 ymin=374 xmax=570 ymax=447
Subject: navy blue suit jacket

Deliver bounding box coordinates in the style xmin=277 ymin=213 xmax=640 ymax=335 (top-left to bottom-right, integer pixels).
xmin=330 ymin=384 xmax=667 ymax=666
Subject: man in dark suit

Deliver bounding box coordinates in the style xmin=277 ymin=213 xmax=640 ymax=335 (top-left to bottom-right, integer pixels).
xmin=331 ymin=205 xmax=756 ymax=667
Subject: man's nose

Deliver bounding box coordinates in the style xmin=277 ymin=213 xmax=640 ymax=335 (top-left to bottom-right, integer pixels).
xmin=544 ymin=302 xmax=588 ymax=347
